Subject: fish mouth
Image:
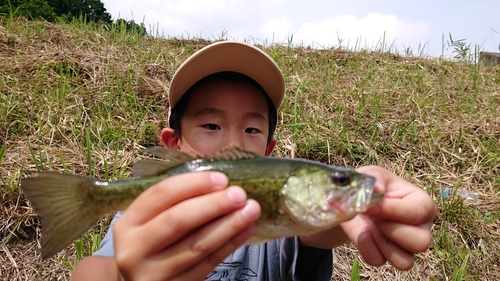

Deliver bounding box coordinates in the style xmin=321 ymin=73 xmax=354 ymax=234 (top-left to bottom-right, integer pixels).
xmin=327 ymin=175 xmax=377 ymax=214
xmin=354 ymin=175 xmax=377 ymax=212
xmin=282 ymin=173 xmax=379 ymax=229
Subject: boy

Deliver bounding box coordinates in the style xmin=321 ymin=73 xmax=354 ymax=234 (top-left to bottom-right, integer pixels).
xmin=71 ymin=41 xmax=436 ymax=281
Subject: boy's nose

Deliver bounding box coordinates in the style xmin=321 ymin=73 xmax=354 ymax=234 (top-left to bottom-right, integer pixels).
xmin=224 ymin=132 xmax=243 ymax=150
xmin=226 ymin=139 xmax=243 ymax=150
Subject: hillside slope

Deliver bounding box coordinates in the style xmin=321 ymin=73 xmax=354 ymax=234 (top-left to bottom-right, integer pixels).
xmin=1 ymin=18 xmax=499 ymax=280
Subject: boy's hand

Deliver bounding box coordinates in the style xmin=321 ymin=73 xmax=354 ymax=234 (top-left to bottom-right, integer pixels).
xmin=341 ymin=166 xmax=436 ymax=270
xmin=113 ymin=171 xmax=261 ymax=281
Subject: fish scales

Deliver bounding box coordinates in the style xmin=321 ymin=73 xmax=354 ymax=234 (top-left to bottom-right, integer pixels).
xmin=21 ymin=147 xmax=382 ymax=259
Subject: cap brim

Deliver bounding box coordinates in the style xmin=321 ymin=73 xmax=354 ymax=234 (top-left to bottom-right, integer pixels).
xmin=168 ymin=41 xmax=285 ymax=109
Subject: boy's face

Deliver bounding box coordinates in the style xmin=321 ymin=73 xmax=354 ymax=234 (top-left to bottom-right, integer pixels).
xmin=164 ymin=80 xmax=276 ymax=157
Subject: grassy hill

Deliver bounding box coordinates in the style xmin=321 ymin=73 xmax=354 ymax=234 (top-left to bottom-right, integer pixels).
xmin=1 ymin=17 xmax=499 ymax=280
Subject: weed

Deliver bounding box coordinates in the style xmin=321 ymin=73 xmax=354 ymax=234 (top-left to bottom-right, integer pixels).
xmin=0 ymin=18 xmax=499 ymax=281
xmin=350 ymin=259 xmax=360 ymax=281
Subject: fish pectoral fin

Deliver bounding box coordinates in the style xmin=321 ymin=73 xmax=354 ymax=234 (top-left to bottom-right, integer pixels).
xmin=368 ymin=192 xmax=384 ymax=208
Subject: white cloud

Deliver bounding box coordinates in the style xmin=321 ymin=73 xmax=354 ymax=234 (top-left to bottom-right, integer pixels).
xmin=261 ymin=17 xmax=293 ymax=43
xmin=294 ymin=13 xmax=429 ymax=51
xmin=100 ymin=1 xmax=497 ymax=56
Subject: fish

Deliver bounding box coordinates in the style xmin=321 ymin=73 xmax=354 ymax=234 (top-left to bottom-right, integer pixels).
xmin=21 ymin=146 xmax=383 ymax=259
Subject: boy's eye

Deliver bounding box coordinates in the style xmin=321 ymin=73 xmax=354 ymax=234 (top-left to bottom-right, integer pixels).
xmin=245 ymin=127 xmax=260 ymax=134
xmin=203 ymin=124 xmax=221 ymax=130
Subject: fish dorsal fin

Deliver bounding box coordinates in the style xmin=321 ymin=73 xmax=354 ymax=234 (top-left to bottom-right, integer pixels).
xmin=213 ymin=146 xmax=259 ymax=160
xmin=133 ymin=147 xmax=258 ymax=177
xmin=132 ymin=159 xmax=177 ymax=177
xmin=132 ymin=147 xmax=196 ymax=177
xmin=146 ymin=146 xmax=197 ymax=162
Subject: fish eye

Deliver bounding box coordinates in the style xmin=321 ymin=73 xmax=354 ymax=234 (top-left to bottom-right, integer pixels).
xmin=331 ymin=171 xmax=351 ymax=186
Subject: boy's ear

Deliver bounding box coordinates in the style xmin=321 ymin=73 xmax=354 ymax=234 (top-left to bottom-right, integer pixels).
xmin=161 ymin=128 xmax=181 ymax=149
xmin=265 ymin=137 xmax=277 ymax=156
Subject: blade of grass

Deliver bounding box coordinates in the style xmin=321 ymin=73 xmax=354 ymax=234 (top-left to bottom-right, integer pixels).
xmin=58 ymin=150 xmax=68 ymax=173
xmin=0 ymin=220 xmax=22 ymax=250
xmin=351 ymin=259 xmax=360 ymax=281
xmin=0 ymin=144 xmax=6 ymax=164
xmin=86 ymin=132 xmax=93 ymax=177
xmin=27 ymin=143 xmax=41 ymax=172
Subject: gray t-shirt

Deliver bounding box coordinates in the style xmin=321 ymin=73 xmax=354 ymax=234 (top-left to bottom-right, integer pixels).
xmin=94 ymin=212 xmax=333 ymax=281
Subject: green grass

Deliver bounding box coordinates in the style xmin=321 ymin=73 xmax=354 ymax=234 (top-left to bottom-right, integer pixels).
xmin=0 ymin=17 xmax=499 ymax=280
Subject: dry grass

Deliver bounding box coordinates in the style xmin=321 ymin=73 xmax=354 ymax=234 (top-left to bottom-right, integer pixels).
xmin=1 ymin=17 xmax=499 ymax=280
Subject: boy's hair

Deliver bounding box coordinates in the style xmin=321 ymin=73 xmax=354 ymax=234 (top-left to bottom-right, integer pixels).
xmin=169 ymin=71 xmax=278 ymax=144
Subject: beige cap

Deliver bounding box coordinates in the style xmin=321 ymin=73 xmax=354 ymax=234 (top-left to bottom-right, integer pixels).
xmin=168 ymin=41 xmax=285 ymax=110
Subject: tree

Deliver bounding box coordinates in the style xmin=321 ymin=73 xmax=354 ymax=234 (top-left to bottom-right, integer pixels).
xmin=0 ymin=0 xmax=56 ymax=21
xmin=47 ymin=0 xmax=111 ymax=23
xmin=114 ymin=18 xmax=147 ymax=36
xmin=0 ymin=0 xmax=147 ymax=36
xmin=1 ymin=0 xmax=111 ymax=23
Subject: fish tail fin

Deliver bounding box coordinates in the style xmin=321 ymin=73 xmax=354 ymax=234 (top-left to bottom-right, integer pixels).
xmin=21 ymin=172 xmax=101 ymax=259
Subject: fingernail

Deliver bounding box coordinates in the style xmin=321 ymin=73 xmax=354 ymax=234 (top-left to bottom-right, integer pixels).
xmin=241 ymin=200 xmax=260 ymax=219
xmin=227 ymin=186 xmax=246 ymax=204
xmin=210 ymin=172 xmax=228 ymax=188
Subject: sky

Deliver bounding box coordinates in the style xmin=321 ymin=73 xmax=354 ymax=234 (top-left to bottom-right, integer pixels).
xmin=101 ymin=0 xmax=499 ymax=57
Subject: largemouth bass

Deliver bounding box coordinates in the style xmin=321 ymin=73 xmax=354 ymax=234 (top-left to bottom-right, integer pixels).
xmin=21 ymin=147 xmax=383 ymax=259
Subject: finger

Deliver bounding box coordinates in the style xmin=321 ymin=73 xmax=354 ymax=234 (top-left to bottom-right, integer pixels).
xmin=152 ymin=199 xmax=261 ymax=277
xmin=358 ymin=166 xmax=437 ymax=225
xmin=177 ymin=223 xmax=257 ymax=281
xmin=341 ymin=215 xmax=386 ymax=266
xmin=123 ymin=171 xmax=229 ymax=224
xmin=137 ymin=186 xmax=250 ymax=254
xmin=357 ymin=165 xmax=418 ymax=196
xmin=370 ymin=224 xmax=415 ymax=270
xmin=365 ymin=194 xmax=436 ymax=225
xmin=355 ymin=226 xmax=386 ymax=267
xmin=375 ymin=220 xmax=433 ymax=253
xmin=356 ymin=165 xmax=397 ymax=189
